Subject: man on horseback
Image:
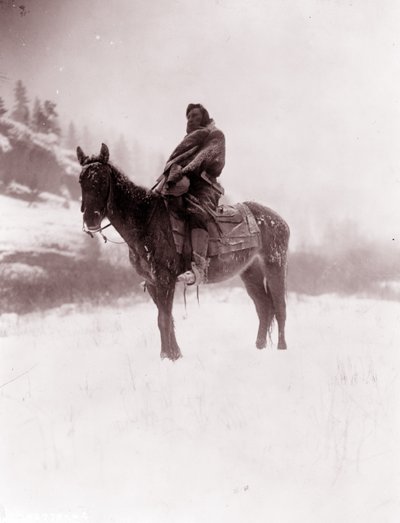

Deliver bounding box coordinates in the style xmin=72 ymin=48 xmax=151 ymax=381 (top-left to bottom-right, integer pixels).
xmin=157 ymin=103 xmax=226 ymax=285
xmin=78 ymin=139 xmax=289 ymax=358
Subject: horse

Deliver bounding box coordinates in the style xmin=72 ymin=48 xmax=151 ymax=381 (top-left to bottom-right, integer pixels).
xmin=77 ymin=143 xmax=290 ymax=361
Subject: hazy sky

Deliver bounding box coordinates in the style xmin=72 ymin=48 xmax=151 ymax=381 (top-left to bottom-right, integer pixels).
xmin=1 ymin=0 xmax=399 ymax=244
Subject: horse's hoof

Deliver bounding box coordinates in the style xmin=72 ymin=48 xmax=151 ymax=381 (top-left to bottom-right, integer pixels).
xmin=256 ymin=339 xmax=267 ymax=350
xmin=277 ymin=343 xmax=287 ymax=350
xmin=171 ymin=351 xmax=182 ymax=361
xmin=160 ymin=351 xmax=182 ymax=361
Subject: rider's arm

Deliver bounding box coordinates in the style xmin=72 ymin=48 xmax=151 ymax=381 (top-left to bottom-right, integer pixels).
xmin=181 ymin=129 xmax=225 ymax=177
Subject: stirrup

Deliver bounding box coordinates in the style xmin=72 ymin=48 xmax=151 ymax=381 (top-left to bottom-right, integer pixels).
xmin=177 ymin=270 xmax=196 ymax=285
xmin=177 ymin=262 xmax=206 ymax=286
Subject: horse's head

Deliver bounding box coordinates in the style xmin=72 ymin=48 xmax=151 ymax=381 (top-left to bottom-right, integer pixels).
xmin=77 ymin=143 xmax=113 ymax=232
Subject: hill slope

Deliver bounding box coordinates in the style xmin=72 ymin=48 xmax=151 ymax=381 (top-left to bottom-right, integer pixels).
xmin=0 ymin=194 xmax=141 ymax=312
xmin=0 ymin=117 xmax=80 ymax=198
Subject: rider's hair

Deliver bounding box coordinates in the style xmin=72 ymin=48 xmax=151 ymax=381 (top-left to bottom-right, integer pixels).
xmin=186 ymin=103 xmax=212 ymax=126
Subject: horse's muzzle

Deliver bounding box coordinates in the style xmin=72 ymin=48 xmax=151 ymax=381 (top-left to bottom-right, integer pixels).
xmin=82 ymin=210 xmax=104 ymax=232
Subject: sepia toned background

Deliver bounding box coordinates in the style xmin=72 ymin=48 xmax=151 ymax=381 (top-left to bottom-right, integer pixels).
xmin=2 ymin=0 xmax=400 ymax=239
xmin=1 ymin=1 xmax=399 ymax=522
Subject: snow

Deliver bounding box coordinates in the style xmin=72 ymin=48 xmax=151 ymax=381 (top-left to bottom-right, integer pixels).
xmin=0 ymin=290 xmax=399 ymax=522
xmin=0 ymin=194 xmax=84 ymax=260
xmin=0 ymin=117 xmax=80 ymax=178
xmin=379 ymin=280 xmax=400 ymax=293
xmin=0 ymin=262 xmax=47 ymax=282
xmin=0 ymin=133 xmax=11 ymax=153
xmin=1 ymin=187 xmax=399 ymax=521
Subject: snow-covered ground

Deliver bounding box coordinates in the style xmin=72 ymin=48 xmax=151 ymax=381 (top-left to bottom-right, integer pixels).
xmin=0 ymin=193 xmax=129 ymax=304
xmin=0 ymin=193 xmax=84 ymax=259
xmin=0 ymin=192 xmax=127 ymax=263
xmin=1 ymin=289 xmax=399 ymax=523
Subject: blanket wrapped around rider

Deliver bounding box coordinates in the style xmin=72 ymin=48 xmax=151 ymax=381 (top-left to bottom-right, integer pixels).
xmin=163 ymin=121 xmax=225 ymax=187
xmin=154 ymin=104 xmax=226 ymax=286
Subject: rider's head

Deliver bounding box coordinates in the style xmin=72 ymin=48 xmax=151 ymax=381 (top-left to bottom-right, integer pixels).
xmin=186 ymin=103 xmax=211 ymax=133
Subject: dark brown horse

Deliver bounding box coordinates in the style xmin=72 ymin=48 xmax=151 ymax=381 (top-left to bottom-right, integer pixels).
xmin=77 ymin=143 xmax=290 ymax=361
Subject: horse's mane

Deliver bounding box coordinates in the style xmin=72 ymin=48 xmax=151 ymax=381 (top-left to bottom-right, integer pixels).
xmin=108 ymin=162 xmax=144 ymax=195
xmin=106 ymin=162 xmax=157 ymax=207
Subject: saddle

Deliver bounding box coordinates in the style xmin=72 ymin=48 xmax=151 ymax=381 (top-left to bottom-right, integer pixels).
xmin=169 ymin=202 xmax=261 ymax=257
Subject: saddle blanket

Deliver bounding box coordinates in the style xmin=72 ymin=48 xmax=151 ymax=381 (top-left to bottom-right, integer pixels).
xmin=170 ymin=202 xmax=261 ymax=257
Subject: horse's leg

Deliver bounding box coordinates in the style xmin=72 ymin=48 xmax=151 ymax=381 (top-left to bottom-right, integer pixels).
xmin=240 ymin=258 xmax=274 ymax=349
xmin=146 ymin=283 xmax=182 ymax=360
xmin=167 ymin=314 xmax=182 ymax=361
xmin=263 ymin=262 xmax=288 ymax=350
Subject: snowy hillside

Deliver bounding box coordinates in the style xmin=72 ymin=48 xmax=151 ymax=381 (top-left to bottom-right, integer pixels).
xmin=0 ymin=116 xmax=80 ymax=199
xmin=0 ymin=117 xmax=78 ymax=176
xmin=0 ymin=290 xmax=399 ymax=523
xmin=0 ymin=193 xmax=141 ymax=312
xmin=0 ymin=193 xmax=83 ymax=257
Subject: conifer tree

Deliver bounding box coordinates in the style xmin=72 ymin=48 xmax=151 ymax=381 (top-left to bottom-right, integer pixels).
xmin=155 ymin=151 xmax=166 ymax=175
xmin=31 ymin=98 xmax=46 ymax=132
xmin=66 ymin=121 xmax=78 ymax=149
xmin=114 ymin=134 xmax=132 ymax=173
xmin=82 ymin=125 xmax=94 ymax=152
xmin=11 ymin=80 xmax=30 ymax=124
xmin=0 ymin=97 xmax=7 ymax=117
xmin=43 ymin=100 xmax=60 ymax=136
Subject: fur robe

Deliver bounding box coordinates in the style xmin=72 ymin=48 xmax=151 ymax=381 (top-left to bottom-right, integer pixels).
xmin=164 ymin=121 xmax=225 ymax=179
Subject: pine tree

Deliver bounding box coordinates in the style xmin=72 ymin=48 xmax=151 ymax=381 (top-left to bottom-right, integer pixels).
xmin=0 ymin=97 xmax=7 ymax=117
xmin=66 ymin=121 xmax=78 ymax=149
xmin=31 ymin=98 xmax=40 ymax=131
xmin=155 ymin=151 xmax=166 ymax=175
xmin=114 ymin=134 xmax=132 ymax=173
xmin=31 ymin=98 xmax=46 ymax=132
xmin=11 ymin=80 xmax=30 ymax=124
xmin=82 ymin=125 xmax=94 ymax=152
xmin=43 ymin=100 xmax=60 ymax=136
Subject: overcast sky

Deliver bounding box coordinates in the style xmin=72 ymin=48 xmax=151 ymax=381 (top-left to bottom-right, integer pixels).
xmin=1 ymin=0 xmax=399 ymax=244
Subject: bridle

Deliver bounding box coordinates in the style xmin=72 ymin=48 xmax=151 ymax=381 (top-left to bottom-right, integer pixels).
xmin=79 ymin=160 xmax=161 ymax=246
xmin=82 ymin=220 xmax=113 ymax=238
xmin=80 ymin=162 xmax=124 ymax=243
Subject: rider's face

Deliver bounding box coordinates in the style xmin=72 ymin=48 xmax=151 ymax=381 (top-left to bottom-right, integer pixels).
xmin=186 ymin=108 xmax=203 ymax=133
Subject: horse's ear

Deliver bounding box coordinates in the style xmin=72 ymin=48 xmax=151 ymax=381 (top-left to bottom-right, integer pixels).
xmin=99 ymin=143 xmax=109 ymax=164
xmin=76 ymin=146 xmax=87 ymax=165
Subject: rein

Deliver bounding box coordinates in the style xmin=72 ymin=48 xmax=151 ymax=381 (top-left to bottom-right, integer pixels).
xmin=82 ymin=221 xmax=112 ymax=238
xmin=83 ymin=220 xmax=127 ymax=244
xmin=81 ymin=163 xmax=200 ymax=310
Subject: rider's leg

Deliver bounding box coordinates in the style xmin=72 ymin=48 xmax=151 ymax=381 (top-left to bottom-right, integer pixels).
xmin=177 ymin=182 xmax=219 ymax=285
xmin=177 ymin=226 xmax=209 ymax=285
